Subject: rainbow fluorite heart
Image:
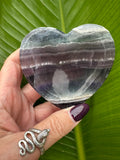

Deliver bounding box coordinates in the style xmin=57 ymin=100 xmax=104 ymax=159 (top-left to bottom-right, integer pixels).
xmin=20 ymin=24 xmax=115 ymax=108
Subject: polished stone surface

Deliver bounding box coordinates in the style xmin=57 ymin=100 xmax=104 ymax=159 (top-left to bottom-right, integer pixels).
xmin=20 ymin=24 xmax=115 ymax=108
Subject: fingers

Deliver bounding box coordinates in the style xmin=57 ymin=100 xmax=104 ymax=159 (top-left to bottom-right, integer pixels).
xmin=6 ymin=104 xmax=89 ymax=160
xmin=22 ymin=83 xmax=41 ymax=105
xmin=34 ymin=102 xmax=60 ymax=123
xmin=0 ymin=49 xmax=22 ymax=88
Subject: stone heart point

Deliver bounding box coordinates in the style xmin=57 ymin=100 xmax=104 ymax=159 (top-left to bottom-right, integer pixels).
xmin=20 ymin=24 xmax=115 ymax=108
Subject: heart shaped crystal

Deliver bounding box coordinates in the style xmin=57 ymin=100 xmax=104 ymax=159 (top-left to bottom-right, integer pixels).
xmin=20 ymin=24 xmax=115 ymax=108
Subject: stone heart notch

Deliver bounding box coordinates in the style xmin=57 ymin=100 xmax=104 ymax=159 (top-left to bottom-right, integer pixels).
xmin=20 ymin=24 xmax=115 ymax=108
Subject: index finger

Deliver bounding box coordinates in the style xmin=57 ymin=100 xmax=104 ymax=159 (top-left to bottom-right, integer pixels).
xmin=0 ymin=49 xmax=22 ymax=88
xmin=7 ymin=49 xmax=20 ymax=64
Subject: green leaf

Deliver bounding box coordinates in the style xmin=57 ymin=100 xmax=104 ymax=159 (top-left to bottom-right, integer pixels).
xmin=0 ymin=0 xmax=120 ymax=160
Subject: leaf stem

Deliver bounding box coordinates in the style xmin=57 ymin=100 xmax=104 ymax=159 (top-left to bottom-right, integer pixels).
xmin=59 ymin=0 xmax=66 ymax=33
xmin=74 ymin=124 xmax=86 ymax=160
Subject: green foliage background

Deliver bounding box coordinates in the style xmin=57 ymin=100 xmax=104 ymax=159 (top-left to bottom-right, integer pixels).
xmin=0 ymin=0 xmax=120 ymax=160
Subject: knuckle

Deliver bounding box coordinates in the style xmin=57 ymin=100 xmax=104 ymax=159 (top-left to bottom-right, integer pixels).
xmin=49 ymin=113 xmax=65 ymax=138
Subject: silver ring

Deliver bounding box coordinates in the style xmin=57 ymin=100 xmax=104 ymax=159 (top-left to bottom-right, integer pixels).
xmin=18 ymin=128 xmax=50 ymax=156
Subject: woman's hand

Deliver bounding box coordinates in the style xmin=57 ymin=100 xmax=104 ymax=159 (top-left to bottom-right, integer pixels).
xmin=0 ymin=49 xmax=89 ymax=160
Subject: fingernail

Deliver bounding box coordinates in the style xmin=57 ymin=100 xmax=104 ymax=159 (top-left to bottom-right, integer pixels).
xmin=70 ymin=103 xmax=89 ymax=122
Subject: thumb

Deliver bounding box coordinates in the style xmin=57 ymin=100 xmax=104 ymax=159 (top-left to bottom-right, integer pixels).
xmin=33 ymin=103 xmax=89 ymax=158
